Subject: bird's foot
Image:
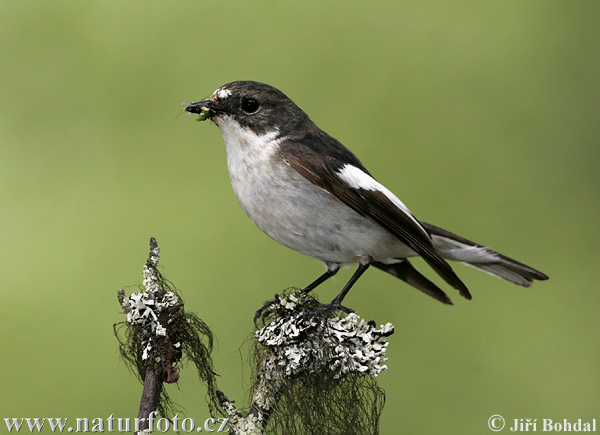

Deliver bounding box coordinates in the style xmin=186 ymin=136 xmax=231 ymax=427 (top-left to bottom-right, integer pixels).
xmin=254 ymin=291 xmax=354 ymax=328
xmin=299 ymin=299 xmax=354 ymax=322
xmin=254 ymin=294 xmax=281 ymax=327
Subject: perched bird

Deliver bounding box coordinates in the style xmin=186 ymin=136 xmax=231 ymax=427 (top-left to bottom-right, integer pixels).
xmin=185 ymin=81 xmax=548 ymax=309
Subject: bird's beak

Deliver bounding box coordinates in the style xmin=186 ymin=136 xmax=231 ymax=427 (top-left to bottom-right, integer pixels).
xmin=185 ymin=100 xmax=215 ymax=114
xmin=185 ymin=99 xmax=228 ymax=122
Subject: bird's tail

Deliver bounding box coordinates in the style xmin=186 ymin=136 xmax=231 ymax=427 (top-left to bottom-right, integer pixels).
xmin=373 ymin=259 xmax=454 ymax=304
xmin=422 ymin=222 xmax=549 ymax=287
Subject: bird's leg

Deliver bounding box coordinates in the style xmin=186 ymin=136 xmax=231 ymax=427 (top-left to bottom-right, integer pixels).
xmin=302 ymin=256 xmax=371 ymax=319
xmin=303 ymin=262 xmax=341 ymax=293
xmin=255 ymin=260 xmax=370 ymax=326
xmin=330 ymin=256 xmax=371 ymax=308
xmin=254 ymin=263 xmax=341 ymax=326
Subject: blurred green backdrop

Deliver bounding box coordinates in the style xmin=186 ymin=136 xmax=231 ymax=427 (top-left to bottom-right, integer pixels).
xmin=1 ymin=1 xmax=599 ymax=434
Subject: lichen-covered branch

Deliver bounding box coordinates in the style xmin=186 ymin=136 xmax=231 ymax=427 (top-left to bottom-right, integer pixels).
xmin=115 ymin=238 xmax=219 ymax=433
xmin=220 ymin=291 xmax=394 ymax=434
xmin=115 ymin=240 xmax=395 ymax=435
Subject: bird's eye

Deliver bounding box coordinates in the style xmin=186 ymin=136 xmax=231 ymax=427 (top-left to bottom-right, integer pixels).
xmin=241 ymin=98 xmax=260 ymax=114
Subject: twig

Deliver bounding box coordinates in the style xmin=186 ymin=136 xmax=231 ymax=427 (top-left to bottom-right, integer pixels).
xmin=115 ymin=238 xmax=219 ymax=433
xmin=116 ymin=240 xmax=394 ymax=434
xmin=219 ymin=291 xmax=394 ymax=434
xmin=137 ymin=368 xmax=160 ymax=432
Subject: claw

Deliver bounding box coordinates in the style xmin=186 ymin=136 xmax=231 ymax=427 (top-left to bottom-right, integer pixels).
xmin=254 ymin=294 xmax=280 ymax=327
xmin=300 ymin=300 xmax=354 ymax=322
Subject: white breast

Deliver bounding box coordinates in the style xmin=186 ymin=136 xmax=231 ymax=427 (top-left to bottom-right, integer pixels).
xmin=216 ymin=116 xmax=282 ymax=217
xmin=214 ymin=116 xmax=415 ymax=264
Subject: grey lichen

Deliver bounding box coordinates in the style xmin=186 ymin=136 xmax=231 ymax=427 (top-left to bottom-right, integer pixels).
xmin=117 ymin=238 xmax=392 ymax=434
xmin=218 ymin=392 xmax=264 ymax=435
xmin=115 ymin=237 xmax=219 ymax=419
xmin=123 ymin=290 xmax=180 ymax=358
xmin=221 ymin=289 xmax=393 ymax=434
xmin=255 ymin=292 xmax=394 ymax=379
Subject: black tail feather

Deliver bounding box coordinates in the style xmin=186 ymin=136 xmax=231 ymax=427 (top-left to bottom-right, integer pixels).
xmin=422 ymin=222 xmax=549 ymax=286
xmin=373 ymin=260 xmax=454 ymax=305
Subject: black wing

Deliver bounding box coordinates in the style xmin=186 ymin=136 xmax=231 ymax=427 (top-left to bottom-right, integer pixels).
xmin=279 ymin=138 xmax=471 ymax=299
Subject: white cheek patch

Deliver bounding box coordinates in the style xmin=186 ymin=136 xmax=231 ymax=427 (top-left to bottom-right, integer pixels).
xmin=337 ymin=164 xmax=427 ymax=235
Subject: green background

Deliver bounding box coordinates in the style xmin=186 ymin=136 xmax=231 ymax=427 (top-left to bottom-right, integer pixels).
xmin=1 ymin=1 xmax=598 ymax=434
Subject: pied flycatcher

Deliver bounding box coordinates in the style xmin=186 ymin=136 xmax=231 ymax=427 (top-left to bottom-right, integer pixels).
xmin=185 ymin=81 xmax=548 ymax=308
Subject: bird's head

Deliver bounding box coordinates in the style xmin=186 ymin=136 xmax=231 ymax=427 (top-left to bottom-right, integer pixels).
xmin=185 ymin=81 xmax=309 ymax=136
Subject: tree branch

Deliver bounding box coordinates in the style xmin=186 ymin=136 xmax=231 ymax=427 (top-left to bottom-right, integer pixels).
xmin=116 ymin=239 xmax=394 ymax=434
xmin=115 ymin=238 xmax=219 ymax=433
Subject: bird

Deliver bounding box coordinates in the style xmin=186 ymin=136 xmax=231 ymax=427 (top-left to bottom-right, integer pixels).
xmin=185 ymin=81 xmax=548 ymax=311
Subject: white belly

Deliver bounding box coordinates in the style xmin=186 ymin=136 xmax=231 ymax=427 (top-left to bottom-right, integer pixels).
xmin=218 ymin=118 xmax=415 ymax=264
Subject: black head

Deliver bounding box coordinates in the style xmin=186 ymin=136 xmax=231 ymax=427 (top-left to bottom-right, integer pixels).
xmin=186 ymin=81 xmax=311 ymax=136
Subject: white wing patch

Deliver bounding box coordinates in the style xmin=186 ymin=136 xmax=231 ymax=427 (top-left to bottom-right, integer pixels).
xmin=336 ymin=164 xmax=428 ymax=236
